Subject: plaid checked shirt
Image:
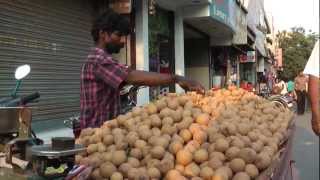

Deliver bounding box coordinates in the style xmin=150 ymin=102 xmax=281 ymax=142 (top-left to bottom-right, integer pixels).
xmin=80 ymin=47 xmax=129 ymax=129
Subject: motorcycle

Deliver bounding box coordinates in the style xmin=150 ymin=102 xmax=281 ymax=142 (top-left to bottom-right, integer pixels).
xmin=64 ymin=85 xmax=146 ymax=137
xmin=268 ymin=93 xmax=297 ymax=112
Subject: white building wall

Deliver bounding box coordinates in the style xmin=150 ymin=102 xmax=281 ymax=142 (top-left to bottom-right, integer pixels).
xmin=135 ymin=0 xmax=149 ymax=106
xmin=174 ymin=8 xmax=185 ymax=93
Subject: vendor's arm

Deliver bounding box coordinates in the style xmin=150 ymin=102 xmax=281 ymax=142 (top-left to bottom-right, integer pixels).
xmin=125 ymin=70 xmax=205 ymax=94
xmin=308 ymin=75 xmax=320 ymax=136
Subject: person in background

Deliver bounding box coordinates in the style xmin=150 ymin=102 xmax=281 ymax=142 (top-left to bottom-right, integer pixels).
xmin=274 ymin=78 xmax=287 ymax=95
xmin=303 ymin=40 xmax=319 ymax=136
xmin=294 ymin=72 xmax=308 ymax=115
xmin=287 ymin=79 xmax=296 ymax=99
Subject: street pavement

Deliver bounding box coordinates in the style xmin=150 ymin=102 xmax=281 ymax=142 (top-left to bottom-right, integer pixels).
xmin=292 ymin=112 xmax=319 ymax=180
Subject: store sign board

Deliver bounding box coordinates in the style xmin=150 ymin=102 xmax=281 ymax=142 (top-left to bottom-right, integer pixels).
xmin=210 ymin=0 xmax=231 ymax=27
xmin=230 ymin=1 xmax=247 ymax=44
xmin=240 ymin=51 xmax=256 ymax=63
xmin=110 ymin=0 xmax=132 ymax=14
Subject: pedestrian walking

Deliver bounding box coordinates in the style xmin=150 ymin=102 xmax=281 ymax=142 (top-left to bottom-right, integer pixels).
xmin=294 ymin=72 xmax=308 ymax=115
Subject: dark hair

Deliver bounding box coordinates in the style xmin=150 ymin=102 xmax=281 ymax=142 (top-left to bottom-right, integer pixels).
xmin=91 ymin=9 xmax=130 ymax=43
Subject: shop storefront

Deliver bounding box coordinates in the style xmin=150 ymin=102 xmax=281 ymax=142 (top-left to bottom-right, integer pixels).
xmin=148 ymin=6 xmax=175 ymax=100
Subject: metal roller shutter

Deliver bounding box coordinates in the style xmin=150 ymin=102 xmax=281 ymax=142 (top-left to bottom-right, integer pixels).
xmin=0 ymin=0 xmax=93 ymax=122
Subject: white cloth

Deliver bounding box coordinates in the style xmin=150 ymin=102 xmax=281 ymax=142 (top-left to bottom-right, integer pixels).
xmin=304 ymin=40 xmax=319 ymax=78
xmin=276 ymin=80 xmax=288 ymax=95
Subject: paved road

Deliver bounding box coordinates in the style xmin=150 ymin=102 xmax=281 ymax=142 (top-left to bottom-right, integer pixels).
xmin=292 ymin=112 xmax=319 ymax=180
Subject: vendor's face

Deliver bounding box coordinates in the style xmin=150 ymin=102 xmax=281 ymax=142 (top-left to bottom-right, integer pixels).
xmin=104 ymin=31 xmax=126 ymax=54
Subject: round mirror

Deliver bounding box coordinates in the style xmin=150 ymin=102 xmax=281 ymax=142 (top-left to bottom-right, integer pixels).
xmin=15 ymin=65 xmax=31 ymax=80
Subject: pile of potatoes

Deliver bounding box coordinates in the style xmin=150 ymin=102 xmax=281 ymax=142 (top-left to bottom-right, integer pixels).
xmin=75 ymin=87 xmax=294 ymax=180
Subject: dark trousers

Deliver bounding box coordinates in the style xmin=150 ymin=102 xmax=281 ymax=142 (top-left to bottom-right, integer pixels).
xmin=296 ymin=90 xmax=306 ymax=114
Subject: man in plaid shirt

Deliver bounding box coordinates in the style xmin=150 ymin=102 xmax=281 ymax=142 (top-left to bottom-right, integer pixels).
xmin=79 ymin=10 xmax=204 ymax=134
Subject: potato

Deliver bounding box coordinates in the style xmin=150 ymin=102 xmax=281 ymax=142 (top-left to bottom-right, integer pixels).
xmin=103 ymin=134 xmax=114 ymax=146
xmin=229 ymin=158 xmax=246 ymax=173
xmin=209 ymin=151 xmax=226 ymax=162
xmin=147 ymin=159 xmax=161 ymax=168
xmin=139 ymin=127 xmax=152 ymax=140
xmin=184 ymin=140 xmax=201 ymax=153
xmin=130 ymin=148 xmax=143 ymax=160
xmin=162 ymin=124 xmax=177 ymax=135
xmin=251 ymin=141 xmax=264 ymax=153
xmin=208 ymin=158 xmax=223 ymax=170
xmin=88 ymin=155 xmax=102 ymax=168
xmin=132 ymin=107 xmax=143 ymax=117
xmin=172 ymin=134 xmax=185 ymax=144
xmin=128 ymin=168 xmax=139 ymax=179
xmin=160 ymin=108 xmax=173 ymax=118
xmin=142 ymin=146 xmax=152 ymax=157
xmin=153 ymin=137 xmax=169 ymax=149
xmin=215 ymin=139 xmax=229 ymax=152
xmin=96 ymin=142 xmax=107 ymax=153
xmin=159 ymin=158 xmax=175 ymax=174
xmin=176 ymin=149 xmax=193 ymax=166
xmin=128 ymin=157 xmax=140 ymax=168
xmin=91 ymin=168 xmax=102 ymax=180
xmin=150 ymin=114 xmax=162 ymax=127
xmin=184 ymin=162 xmax=200 ymax=177
xmin=238 ymin=148 xmax=257 ymax=164
xmin=151 ymin=146 xmax=166 ymax=159
xmin=196 ymin=113 xmax=210 ymax=125
xmin=168 ymin=99 xmax=179 ymax=110
xmin=255 ymin=153 xmax=271 ymax=170
xmin=146 ymin=103 xmax=158 ymax=114
xmin=248 ymin=131 xmax=259 ymax=142
xmin=100 ymin=162 xmax=117 ymax=178
xmin=213 ymin=166 xmax=230 ymax=180
xmin=232 ymin=172 xmax=250 ymax=180
xmin=225 ymin=147 xmax=240 ymax=160
xmin=118 ymin=163 xmax=132 ymax=177
xmin=112 ymin=150 xmax=127 ymax=166
xmin=194 ymin=149 xmax=209 ymax=163
xmin=166 ymin=169 xmax=182 ymax=180
xmin=87 ymin=144 xmax=98 ymax=154
xmin=245 ymin=164 xmax=259 ymax=178
xmin=169 ymin=141 xmax=184 ymax=155
xmin=155 ymin=99 xmax=167 ymax=110
xmin=182 ymin=109 xmax=192 ymax=117
xmin=193 ymin=131 xmax=208 ymax=144
xmin=237 ymin=124 xmax=250 ymax=136
xmin=208 ymin=144 xmax=215 ymax=153
xmin=148 ymin=167 xmax=161 ymax=178
xmin=172 ymin=111 xmax=183 ymax=122
xmin=230 ymin=139 xmax=245 ymax=149
xmin=80 ymin=128 xmax=94 ymax=137
xmin=200 ymin=166 xmax=214 ymax=179
xmin=162 ymin=116 xmax=173 ymax=125
xmin=135 ymin=139 xmax=147 ymax=149
xmin=111 ymin=172 xmax=123 ymax=180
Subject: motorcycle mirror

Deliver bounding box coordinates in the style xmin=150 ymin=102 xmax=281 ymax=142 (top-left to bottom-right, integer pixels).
xmin=15 ymin=64 xmax=31 ymax=80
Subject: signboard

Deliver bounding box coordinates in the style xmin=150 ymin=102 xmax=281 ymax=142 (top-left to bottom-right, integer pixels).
xmin=110 ymin=0 xmax=132 ymax=14
xmin=275 ymin=48 xmax=283 ymax=67
xmin=231 ymin=1 xmax=247 ymax=44
xmin=240 ymin=51 xmax=256 ymax=63
xmin=210 ymin=0 xmax=230 ymax=26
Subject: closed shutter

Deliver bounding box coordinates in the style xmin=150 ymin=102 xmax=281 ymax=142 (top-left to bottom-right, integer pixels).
xmin=0 ymin=0 xmax=93 ymax=122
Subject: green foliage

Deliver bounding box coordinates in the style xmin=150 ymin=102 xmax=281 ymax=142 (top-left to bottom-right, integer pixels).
xmin=277 ymin=27 xmax=318 ymax=80
xmin=148 ymin=7 xmax=170 ymax=57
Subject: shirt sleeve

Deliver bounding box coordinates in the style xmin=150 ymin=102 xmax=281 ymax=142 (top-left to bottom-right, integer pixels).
xmin=304 ymin=40 xmax=319 ymax=78
xmin=94 ymin=59 xmax=129 ymax=89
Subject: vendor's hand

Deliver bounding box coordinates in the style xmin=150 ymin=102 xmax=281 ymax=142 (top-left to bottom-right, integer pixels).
xmin=176 ymin=76 xmax=205 ymax=94
xmin=311 ymin=113 xmax=320 ymax=136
